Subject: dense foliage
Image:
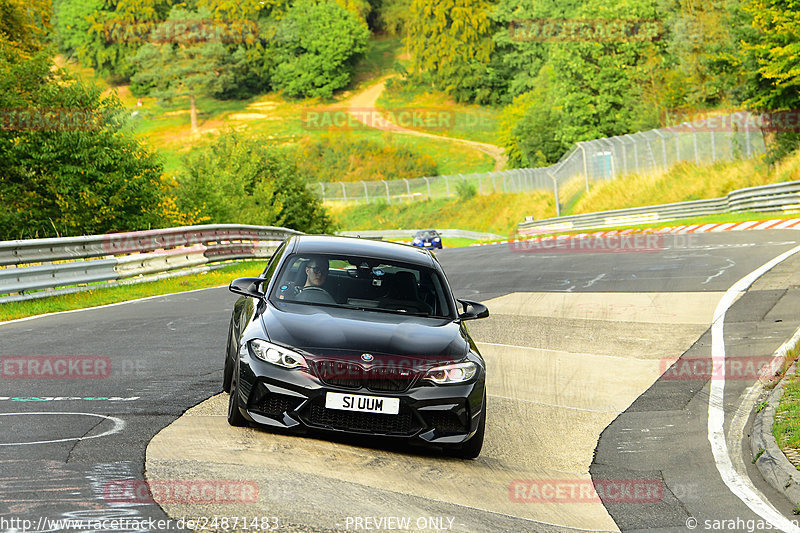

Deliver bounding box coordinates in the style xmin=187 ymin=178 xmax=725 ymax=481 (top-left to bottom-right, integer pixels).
xmin=406 ymin=0 xmax=800 ymax=164
xmin=294 ymin=135 xmax=438 ymax=182
xmin=0 ymin=53 xmax=164 ymax=239
xmin=175 ymin=132 xmax=333 ymax=233
xmin=272 ymin=0 xmax=370 ymax=98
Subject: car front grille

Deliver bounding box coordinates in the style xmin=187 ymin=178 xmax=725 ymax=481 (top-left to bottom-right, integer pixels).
xmin=310 ymin=360 xmax=418 ymax=393
xmin=305 ymin=404 xmax=415 ymax=435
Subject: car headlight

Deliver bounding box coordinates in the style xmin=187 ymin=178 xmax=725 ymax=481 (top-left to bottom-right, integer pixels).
xmin=413 ymin=238 xmax=421 ymax=244
xmin=433 ymin=237 xmax=440 ymax=241
xmin=249 ymin=339 xmax=307 ymax=369
xmin=424 ymin=362 xmax=477 ymax=384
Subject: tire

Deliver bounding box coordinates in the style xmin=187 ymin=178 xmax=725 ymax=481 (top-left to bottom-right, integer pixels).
xmin=452 ymin=393 xmax=486 ymax=459
xmin=222 ymin=319 xmax=235 ymax=393
xmin=227 ymin=376 xmax=248 ymax=427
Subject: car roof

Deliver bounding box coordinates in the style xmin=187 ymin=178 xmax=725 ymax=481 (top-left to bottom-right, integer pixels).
xmin=289 ymin=235 xmax=435 ymax=267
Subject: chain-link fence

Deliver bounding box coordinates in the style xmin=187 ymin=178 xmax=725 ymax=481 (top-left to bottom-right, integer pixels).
xmin=313 ymin=111 xmax=767 ymax=209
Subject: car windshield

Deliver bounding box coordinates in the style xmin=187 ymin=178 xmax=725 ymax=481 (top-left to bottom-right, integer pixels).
xmin=271 ymin=253 xmax=454 ymax=318
xmin=415 ymin=230 xmax=438 ymax=239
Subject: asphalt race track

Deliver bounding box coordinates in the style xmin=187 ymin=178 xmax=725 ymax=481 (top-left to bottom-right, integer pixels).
xmin=3 ymin=230 xmax=800 ymax=532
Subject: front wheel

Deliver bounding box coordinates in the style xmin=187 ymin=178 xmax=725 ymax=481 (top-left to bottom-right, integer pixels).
xmin=452 ymin=393 xmax=486 ymax=459
xmin=227 ymin=376 xmax=248 ymax=427
xmin=222 ymin=319 xmax=235 ymax=393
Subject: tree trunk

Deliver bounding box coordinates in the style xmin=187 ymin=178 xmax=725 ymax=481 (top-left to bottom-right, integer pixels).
xmin=190 ymin=94 xmax=198 ymax=132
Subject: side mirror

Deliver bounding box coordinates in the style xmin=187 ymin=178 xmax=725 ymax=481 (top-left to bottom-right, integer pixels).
xmin=457 ymin=299 xmax=489 ymax=321
xmin=229 ymin=277 xmax=268 ymax=299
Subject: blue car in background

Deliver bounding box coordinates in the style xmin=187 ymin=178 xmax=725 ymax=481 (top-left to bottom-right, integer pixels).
xmin=412 ymin=229 xmax=442 ymax=250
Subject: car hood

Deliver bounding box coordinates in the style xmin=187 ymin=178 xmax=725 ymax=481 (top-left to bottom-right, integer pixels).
xmin=262 ymin=301 xmax=468 ymax=364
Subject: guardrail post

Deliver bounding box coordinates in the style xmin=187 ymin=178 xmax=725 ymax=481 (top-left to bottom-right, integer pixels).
xmin=630 ymin=134 xmax=640 ymax=173
xmin=340 ymin=182 xmax=347 ymax=203
xmin=318 ymin=182 xmax=326 ymax=202
xmin=361 ymin=180 xmax=369 ymax=203
xmin=745 ymin=115 xmax=752 ymax=157
xmin=604 ymin=138 xmax=619 ymax=179
xmin=621 ymin=138 xmax=628 ymax=174
xmin=382 ymin=180 xmax=390 ymax=203
xmin=578 ymin=142 xmax=589 ymax=192
xmin=689 ymin=123 xmax=699 ymax=164
xmin=403 ymin=178 xmax=411 ymax=201
xmin=653 ymin=130 xmax=668 ymax=170
xmin=710 ymin=130 xmax=716 ymax=162
xmin=423 ymin=177 xmax=431 ymax=199
xmin=546 ymin=170 xmax=560 ymax=217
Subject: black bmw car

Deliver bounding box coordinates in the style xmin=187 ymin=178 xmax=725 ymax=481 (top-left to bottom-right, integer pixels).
xmin=224 ymin=235 xmax=489 ymax=458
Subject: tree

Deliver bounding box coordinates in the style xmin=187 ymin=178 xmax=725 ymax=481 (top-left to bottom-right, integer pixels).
xmin=175 ymin=132 xmax=333 ymax=233
xmin=273 ymin=0 xmax=370 ymax=98
xmin=0 ymin=0 xmax=51 ymax=58
xmin=499 ymin=67 xmax=570 ymax=166
xmin=0 ymin=53 xmax=164 ymax=239
xmin=130 ymin=6 xmax=240 ymax=130
xmin=407 ymin=0 xmax=498 ymax=102
xmin=52 ymin=0 xmax=171 ymax=81
xmin=743 ymin=0 xmax=800 ymax=110
xmin=740 ymin=0 xmax=800 ymax=160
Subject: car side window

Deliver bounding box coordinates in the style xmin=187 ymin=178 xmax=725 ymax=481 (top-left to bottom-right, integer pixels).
xmin=261 ymin=241 xmax=287 ymax=279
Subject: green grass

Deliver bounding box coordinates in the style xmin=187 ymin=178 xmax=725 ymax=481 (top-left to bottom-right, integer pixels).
xmin=773 ymin=344 xmax=800 ymax=463
xmin=0 ymin=261 xmax=265 ymax=322
xmin=351 ymin=36 xmax=403 ymax=88
xmin=57 ymin=40 xmax=496 ymax=178
xmin=330 ymin=191 xmax=557 ymax=236
xmin=376 ymin=79 xmax=502 ymax=146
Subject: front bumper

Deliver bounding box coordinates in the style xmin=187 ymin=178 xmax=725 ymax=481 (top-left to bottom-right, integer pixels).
xmin=412 ymin=241 xmax=442 ymax=249
xmin=233 ymin=354 xmax=485 ymax=446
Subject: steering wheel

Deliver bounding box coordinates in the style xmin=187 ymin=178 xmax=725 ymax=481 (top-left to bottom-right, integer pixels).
xmin=297 ymin=286 xmax=336 ymax=304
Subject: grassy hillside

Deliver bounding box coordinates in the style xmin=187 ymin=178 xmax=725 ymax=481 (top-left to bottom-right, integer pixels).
xmin=57 ymin=36 xmax=498 ymax=178
xmin=332 ymin=149 xmax=800 ymax=235
xmin=328 ymin=191 xmax=557 ymax=236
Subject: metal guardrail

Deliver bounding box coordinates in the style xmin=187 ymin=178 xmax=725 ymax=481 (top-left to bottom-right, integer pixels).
xmin=517 ymin=180 xmax=800 ymax=234
xmin=336 ymin=229 xmax=504 ymax=241
xmin=0 ymin=224 xmax=302 ymax=303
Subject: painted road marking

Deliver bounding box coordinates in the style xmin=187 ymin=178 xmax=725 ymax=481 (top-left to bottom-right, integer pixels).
xmin=707 ymin=243 xmax=800 ymax=531
xmin=0 ymin=412 xmax=125 ymax=446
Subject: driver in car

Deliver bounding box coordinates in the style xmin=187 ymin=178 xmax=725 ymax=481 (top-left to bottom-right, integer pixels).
xmin=304 ymin=257 xmax=328 ymax=288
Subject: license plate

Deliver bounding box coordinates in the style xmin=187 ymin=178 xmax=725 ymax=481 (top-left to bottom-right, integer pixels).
xmin=325 ymin=392 xmax=399 ymax=415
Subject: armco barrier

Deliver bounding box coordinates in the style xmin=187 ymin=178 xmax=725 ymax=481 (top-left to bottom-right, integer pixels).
xmin=336 ymin=229 xmax=505 ymax=241
xmin=518 ymin=180 xmax=800 ymax=234
xmin=0 ymin=224 xmax=301 ymax=303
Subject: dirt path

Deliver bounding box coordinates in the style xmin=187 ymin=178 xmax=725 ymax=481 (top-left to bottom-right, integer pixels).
xmin=342 ymin=77 xmax=508 ymax=171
